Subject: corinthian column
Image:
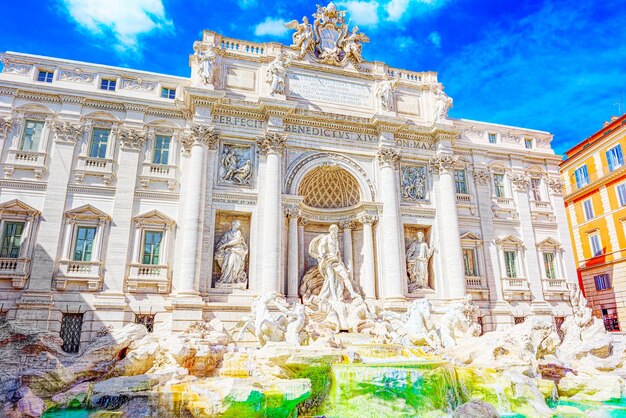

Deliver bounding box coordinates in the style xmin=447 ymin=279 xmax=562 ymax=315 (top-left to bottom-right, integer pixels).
xmin=257 ymin=133 xmax=286 ymax=294
xmin=285 ymin=207 xmax=300 ymax=300
xmin=430 ymin=153 xmax=466 ymax=299
xmin=377 ymin=147 xmax=406 ymax=301
xmin=358 ymin=213 xmax=377 ymax=300
xmin=178 ymin=124 xmax=218 ymax=295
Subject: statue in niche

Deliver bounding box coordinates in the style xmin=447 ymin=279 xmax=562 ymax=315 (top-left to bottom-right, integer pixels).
xmin=375 ymin=74 xmax=399 ymax=112
xmin=309 ymin=224 xmax=359 ymax=302
xmin=285 ymin=17 xmax=314 ymax=58
xmin=220 ymin=146 xmax=253 ymax=185
xmin=266 ymin=52 xmax=292 ymax=95
xmin=434 ymin=85 xmax=453 ymax=122
xmin=197 ymin=48 xmax=217 ymax=85
xmin=402 ymin=166 xmax=427 ymax=201
xmin=406 ymin=231 xmax=434 ymax=292
xmin=214 ymin=220 xmax=248 ymax=288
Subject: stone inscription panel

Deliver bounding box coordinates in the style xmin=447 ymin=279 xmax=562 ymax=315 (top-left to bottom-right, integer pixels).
xmin=287 ymin=73 xmax=372 ymax=108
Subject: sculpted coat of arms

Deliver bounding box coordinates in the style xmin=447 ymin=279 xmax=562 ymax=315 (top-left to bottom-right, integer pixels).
xmin=285 ymin=2 xmax=369 ymax=66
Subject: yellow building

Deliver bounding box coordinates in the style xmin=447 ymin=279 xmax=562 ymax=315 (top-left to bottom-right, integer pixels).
xmin=561 ymin=114 xmax=626 ymax=331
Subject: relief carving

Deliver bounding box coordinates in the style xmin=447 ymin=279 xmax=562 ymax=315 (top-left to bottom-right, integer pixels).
xmin=401 ymin=165 xmax=428 ymax=201
xmin=219 ymin=144 xmax=253 ymax=186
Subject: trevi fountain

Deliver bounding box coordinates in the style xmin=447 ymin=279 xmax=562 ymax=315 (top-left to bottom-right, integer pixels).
xmin=0 ymin=2 xmax=624 ymax=417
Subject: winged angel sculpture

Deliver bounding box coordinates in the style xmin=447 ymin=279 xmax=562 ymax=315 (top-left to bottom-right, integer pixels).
xmin=284 ymin=2 xmax=369 ymax=66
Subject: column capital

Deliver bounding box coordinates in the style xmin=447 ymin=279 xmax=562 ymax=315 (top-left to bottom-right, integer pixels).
xmin=0 ymin=117 xmax=13 ymax=140
xmin=473 ymin=169 xmax=491 ymax=186
xmin=340 ymin=220 xmax=357 ymax=229
xmin=181 ymin=124 xmax=218 ymax=154
xmin=118 ymin=127 xmax=147 ymax=152
xmin=547 ymin=177 xmax=564 ymax=195
xmin=357 ymin=212 xmax=378 ymax=225
xmin=429 ymin=154 xmax=458 ymax=174
xmin=298 ymin=217 xmax=308 ymax=227
xmin=52 ymin=121 xmax=83 ymax=144
xmin=284 ymin=206 xmax=300 ymax=218
xmin=376 ymin=146 xmax=400 ymax=170
xmin=257 ymin=132 xmax=287 ymax=155
xmin=511 ymin=173 xmax=530 ymax=192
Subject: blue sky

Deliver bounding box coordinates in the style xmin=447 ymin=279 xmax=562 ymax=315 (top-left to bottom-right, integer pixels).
xmin=1 ymin=0 xmax=625 ymax=155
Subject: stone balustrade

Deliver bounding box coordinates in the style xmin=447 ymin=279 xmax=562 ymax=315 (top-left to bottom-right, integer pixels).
xmin=74 ymin=156 xmax=115 ymax=185
xmin=219 ymin=38 xmax=266 ymax=56
xmin=0 ymin=257 xmax=30 ymax=288
xmin=56 ymin=260 xmax=103 ymax=291
xmin=127 ymin=263 xmax=170 ymax=293
xmin=502 ymin=277 xmax=532 ymax=301
xmin=139 ymin=162 xmax=177 ymax=190
xmin=542 ymin=278 xmax=569 ymax=301
xmin=4 ymin=149 xmax=47 ymax=179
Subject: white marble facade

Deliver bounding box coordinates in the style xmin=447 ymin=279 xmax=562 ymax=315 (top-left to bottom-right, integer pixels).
xmin=0 ymin=4 xmax=576 ymax=344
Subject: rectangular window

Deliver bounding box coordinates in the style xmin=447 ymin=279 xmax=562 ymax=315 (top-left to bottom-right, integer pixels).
xmin=493 ymin=174 xmax=506 ymax=198
xmin=531 ymin=178 xmax=542 ymax=201
xmin=142 ymin=230 xmax=163 ymax=265
xmin=37 ymin=70 xmax=53 ymax=83
xmin=589 ymin=233 xmax=603 ymax=257
xmin=73 ymin=226 xmax=96 ymax=261
xmin=504 ymin=250 xmax=517 ymax=278
xmin=100 ymin=79 xmax=116 ymax=91
xmin=594 ymin=273 xmax=611 ymax=290
xmin=524 ymin=138 xmax=533 ymax=149
xmin=135 ymin=314 xmax=156 ymax=332
xmin=583 ymin=199 xmax=594 ymax=221
xmin=0 ymin=222 xmax=24 ymax=258
xmin=454 ymin=170 xmax=467 ymax=194
xmin=89 ymin=128 xmax=110 ymax=159
xmin=543 ymin=252 xmax=556 ymax=279
xmin=463 ymin=248 xmax=478 ymax=276
xmin=153 ymin=135 xmax=171 ymax=165
xmin=488 ymin=133 xmax=497 ymax=144
xmin=60 ymin=313 xmax=83 ymax=353
xmin=574 ymin=165 xmax=590 ymax=188
xmin=606 ymin=145 xmax=624 ymax=172
xmin=161 ymin=87 xmax=176 ymax=99
xmin=21 ymin=120 xmax=45 ymax=151
xmin=617 ymin=184 xmax=626 ymax=207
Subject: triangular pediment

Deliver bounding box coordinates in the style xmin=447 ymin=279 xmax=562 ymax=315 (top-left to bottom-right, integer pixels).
xmin=0 ymin=199 xmax=40 ymax=216
xmin=496 ymin=235 xmax=524 ymax=246
xmin=460 ymin=232 xmax=481 ymax=241
xmin=66 ymin=204 xmax=110 ymax=221
xmin=133 ymin=210 xmax=175 ymax=226
xmin=536 ymin=237 xmax=561 ymax=249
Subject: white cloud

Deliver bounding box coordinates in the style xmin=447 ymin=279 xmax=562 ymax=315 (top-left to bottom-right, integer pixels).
xmin=254 ymin=17 xmax=289 ymax=37
xmin=60 ymin=0 xmax=173 ymax=54
xmin=337 ymin=1 xmax=380 ymax=27
xmin=384 ymin=0 xmax=451 ymax=22
xmin=237 ymin=0 xmax=258 ymax=10
xmin=427 ymin=31 xmax=441 ymax=48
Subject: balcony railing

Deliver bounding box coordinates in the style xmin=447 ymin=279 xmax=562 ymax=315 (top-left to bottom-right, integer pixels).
xmin=492 ymin=196 xmax=515 ymax=208
xmin=530 ymin=200 xmax=552 ymax=212
xmin=456 ymin=193 xmax=472 ymax=204
xmin=4 ymin=150 xmax=47 ymax=179
xmin=139 ymin=162 xmax=177 ymax=190
xmin=219 ymin=37 xmax=266 ymax=56
xmin=127 ymin=263 xmax=170 ymax=293
xmin=74 ymin=156 xmax=115 ymax=185
xmin=465 ymin=275 xmax=489 ymax=299
xmin=502 ymin=277 xmax=532 ymax=301
xmin=56 ymin=260 xmax=103 ymax=291
xmin=542 ymin=278 xmax=569 ymax=300
xmin=0 ymin=257 xmax=30 ymax=289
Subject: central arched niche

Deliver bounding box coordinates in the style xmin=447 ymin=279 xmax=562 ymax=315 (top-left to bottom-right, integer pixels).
xmin=298 ymin=164 xmax=361 ymax=209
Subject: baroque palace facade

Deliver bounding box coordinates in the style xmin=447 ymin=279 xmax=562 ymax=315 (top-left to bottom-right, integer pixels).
xmin=0 ymin=4 xmax=576 ymax=348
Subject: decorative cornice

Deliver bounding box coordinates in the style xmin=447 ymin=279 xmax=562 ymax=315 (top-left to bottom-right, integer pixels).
xmin=58 ymin=94 xmax=86 ymax=105
xmin=376 ymin=146 xmax=400 ymax=170
xmin=256 ymin=132 xmax=287 ymax=155
xmin=15 ymin=90 xmax=61 ymax=103
xmin=510 ymin=173 xmax=530 ymax=192
xmin=84 ymin=99 xmax=126 ymax=112
xmin=53 ymin=121 xmax=83 ymax=144
xmin=118 ymin=128 xmax=147 ymax=151
xmin=124 ymin=103 xmax=149 ymax=113
xmin=429 ymin=154 xmax=458 ymax=173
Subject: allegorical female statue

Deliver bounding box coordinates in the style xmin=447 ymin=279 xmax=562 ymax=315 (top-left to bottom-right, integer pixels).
xmin=214 ymin=220 xmax=248 ymax=287
xmin=266 ymin=52 xmax=292 ymax=95
xmin=375 ymin=74 xmax=399 ymax=112
xmin=406 ymin=231 xmax=435 ymax=292
xmin=197 ymin=48 xmax=216 ymax=85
